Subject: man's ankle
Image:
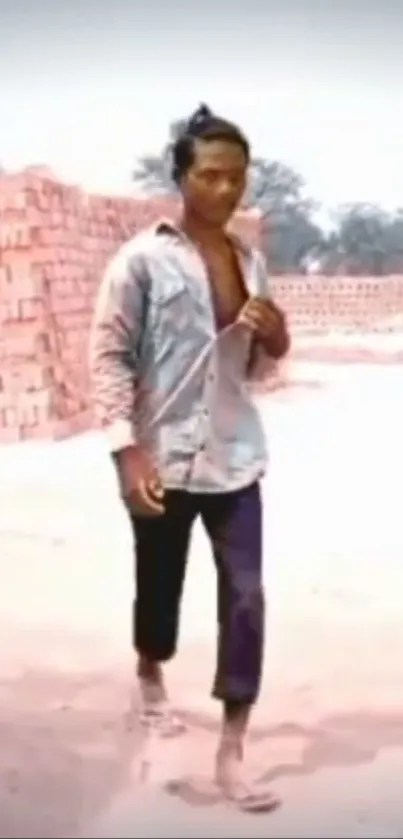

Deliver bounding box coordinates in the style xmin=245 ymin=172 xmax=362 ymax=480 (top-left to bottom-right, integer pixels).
xmin=137 ymin=656 xmax=162 ymax=681
xmin=218 ymin=700 xmax=250 ymax=761
xmin=136 ymin=656 xmax=167 ymax=704
xmin=218 ymin=737 xmax=243 ymax=757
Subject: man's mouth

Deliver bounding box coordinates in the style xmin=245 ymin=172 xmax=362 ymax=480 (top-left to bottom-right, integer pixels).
xmin=211 ymin=203 xmax=234 ymax=215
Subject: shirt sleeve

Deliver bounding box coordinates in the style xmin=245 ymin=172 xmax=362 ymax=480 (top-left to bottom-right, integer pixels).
xmin=89 ymin=245 xmax=146 ymax=452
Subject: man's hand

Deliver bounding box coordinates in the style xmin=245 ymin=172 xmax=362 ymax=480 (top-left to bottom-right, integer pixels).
xmin=238 ymin=297 xmax=290 ymax=360
xmin=113 ymin=445 xmax=165 ymax=517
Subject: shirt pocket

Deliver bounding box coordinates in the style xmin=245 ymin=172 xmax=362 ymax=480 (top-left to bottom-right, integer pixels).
xmin=151 ymin=276 xmax=192 ymax=341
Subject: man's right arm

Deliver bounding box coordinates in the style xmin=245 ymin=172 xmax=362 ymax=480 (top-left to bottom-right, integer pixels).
xmin=89 ymin=246 xmax=145 ymax=454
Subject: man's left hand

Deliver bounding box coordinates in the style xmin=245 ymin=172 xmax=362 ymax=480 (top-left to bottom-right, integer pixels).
xmin=238 ymin=297 xmax=290 ymax=359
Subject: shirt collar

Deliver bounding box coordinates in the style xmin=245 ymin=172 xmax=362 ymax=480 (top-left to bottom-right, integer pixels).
xmin=153 ymin=217 xmax=251 ymax=256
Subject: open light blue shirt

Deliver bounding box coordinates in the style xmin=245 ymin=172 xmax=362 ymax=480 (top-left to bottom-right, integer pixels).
xmin=90 ymin=220 xmax=277 ymax=493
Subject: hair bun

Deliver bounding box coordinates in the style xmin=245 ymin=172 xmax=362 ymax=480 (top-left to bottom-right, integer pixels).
xmin=187 ymin=103 xmax=214 ymax=133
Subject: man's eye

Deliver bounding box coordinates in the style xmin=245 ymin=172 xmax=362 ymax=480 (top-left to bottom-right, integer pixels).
xmin=202 ymin=171 xmax=219 ymax=183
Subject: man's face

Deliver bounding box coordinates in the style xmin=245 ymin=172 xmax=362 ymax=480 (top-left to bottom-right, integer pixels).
xmin=180 ymin=138 xmax=247 ymax=226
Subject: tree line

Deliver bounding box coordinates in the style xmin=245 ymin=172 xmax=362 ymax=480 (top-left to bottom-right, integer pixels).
xmin=132 ymin=119 xmax=403 ymax=276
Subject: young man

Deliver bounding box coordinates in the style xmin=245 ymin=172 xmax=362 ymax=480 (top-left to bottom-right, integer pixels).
xmin=90 ymin=104 xmax=289 ymax=811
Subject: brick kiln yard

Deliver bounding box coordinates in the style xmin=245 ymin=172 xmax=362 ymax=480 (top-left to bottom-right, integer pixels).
xmin=1 ymin=170 xmax=403 ymax=836
xmin=0 ymin=359 xmax=402 ymax=839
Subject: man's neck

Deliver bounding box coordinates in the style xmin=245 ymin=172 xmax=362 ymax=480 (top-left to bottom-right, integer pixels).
xmin=179 ymin=212 xmax=227 ymax=250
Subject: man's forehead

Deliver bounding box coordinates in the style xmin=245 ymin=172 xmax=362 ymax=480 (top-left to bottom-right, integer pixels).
xmin=193 ymin=138 xmax=247 ymax=167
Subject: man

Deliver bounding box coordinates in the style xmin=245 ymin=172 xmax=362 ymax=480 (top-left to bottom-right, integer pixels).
xmin=90 ymin=104 xmax=290 ymax=811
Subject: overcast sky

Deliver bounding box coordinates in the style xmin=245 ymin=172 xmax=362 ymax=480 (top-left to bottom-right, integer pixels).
xmin=1 ymin=0 xmax=402 ymax=219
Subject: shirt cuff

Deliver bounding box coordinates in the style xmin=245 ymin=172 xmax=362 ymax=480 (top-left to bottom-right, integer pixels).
xmin=105 ymin=419 xmax=136 ymax=453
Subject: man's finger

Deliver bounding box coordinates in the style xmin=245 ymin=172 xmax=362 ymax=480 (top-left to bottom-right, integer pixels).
xmin=239 ymin=310 xmax=265 ymax=331
xmin=148 ymin=476 xmax=165 ymax=499
xmin=252 ymin=302 xmax=280 ymax=328
xmin=137 ymin=479 xmax=166 ymax=515
xmin=238 ymin=313 xmax=256 ymax=331
xmin=238 ymin=305 xmax=259 ymax=325
xmin=125 ymin=484 xmax=165 ymax=517
xmin=252 ymin=298 xmax=282 ymax=321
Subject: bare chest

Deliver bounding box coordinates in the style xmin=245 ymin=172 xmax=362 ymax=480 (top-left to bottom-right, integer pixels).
xmin=198 ymin=245 xmax=248 ymax=330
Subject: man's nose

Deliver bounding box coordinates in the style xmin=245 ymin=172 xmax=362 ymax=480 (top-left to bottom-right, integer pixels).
xmin=216 ymin=180 xmax=234 ymax=199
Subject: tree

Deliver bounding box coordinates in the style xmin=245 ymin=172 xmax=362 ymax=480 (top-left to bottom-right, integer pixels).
xmin=323 ymin=203 xmax=403 ymax=275
xmin=132 ymin=119 xmax=186 ymax=194
xmin=264 ymin=205 xmax=325 ymax=274
xmin=244 ymin=158 xmax=305 ymax=213
xmin=244 ymin=158 xmax=325 ymax=273
xmin=383 ymin=209 xmax=403 ymax=273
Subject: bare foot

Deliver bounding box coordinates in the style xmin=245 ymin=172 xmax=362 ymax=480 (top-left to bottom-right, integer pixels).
xmin=215 ymin=747 xmax=280 ymax=813
xmin=137 ymin=658 xmax=186 ymax=738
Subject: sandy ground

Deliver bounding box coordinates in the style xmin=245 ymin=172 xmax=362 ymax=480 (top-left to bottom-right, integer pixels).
xmin=0 ymin=361 xmax=403 ymax=838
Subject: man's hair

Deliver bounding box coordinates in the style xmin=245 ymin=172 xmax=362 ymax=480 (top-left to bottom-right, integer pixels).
xmin=171 ymin=104 xmax=250 ymax=183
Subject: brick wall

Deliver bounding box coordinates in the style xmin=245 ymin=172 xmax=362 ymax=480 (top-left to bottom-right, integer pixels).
xmin=1 ymin=170 xmax=402 ymax=441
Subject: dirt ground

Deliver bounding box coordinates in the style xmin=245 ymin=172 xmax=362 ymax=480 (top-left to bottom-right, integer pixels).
xmin=0 ymin=361 xmax=402 ymax=838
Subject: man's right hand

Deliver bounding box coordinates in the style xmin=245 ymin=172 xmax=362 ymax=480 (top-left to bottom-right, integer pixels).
xmin=113 ymin=445 xmax=165 ymax=517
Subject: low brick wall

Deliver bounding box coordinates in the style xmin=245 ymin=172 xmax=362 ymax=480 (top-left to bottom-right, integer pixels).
xmin=271 ymin=276 xmax=403 ymax=334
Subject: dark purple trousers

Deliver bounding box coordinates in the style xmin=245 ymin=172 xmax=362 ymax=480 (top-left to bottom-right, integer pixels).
xmin=130 ymin=481 xmax=264 ymax=705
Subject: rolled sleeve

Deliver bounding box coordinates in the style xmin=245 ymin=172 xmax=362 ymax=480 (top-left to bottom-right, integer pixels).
xmin=89 ymin=245 xmax=146 ymax=453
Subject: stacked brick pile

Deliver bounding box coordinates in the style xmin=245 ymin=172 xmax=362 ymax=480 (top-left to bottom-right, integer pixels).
xmin=271 ymin=276 xmax=403 ymax=368
xmin=0 ymin=170 xmax=260 ymax=441
xmin=271 ymin=275 xmax=403 ymax=334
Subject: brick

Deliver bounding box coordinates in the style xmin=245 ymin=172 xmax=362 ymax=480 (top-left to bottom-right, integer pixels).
xmin=0 ymin=300 xmax=20 ymax=322
xmin=19 ymin=298 xmax=43 ymax=320
xmin=0 ymin=222 xmax=31 ymax=248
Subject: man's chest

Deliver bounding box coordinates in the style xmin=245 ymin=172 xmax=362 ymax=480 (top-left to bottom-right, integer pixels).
xmin=199 ymin=246 xmax=249 ymax=331
xmin=149 ymin=242 xmax=253 ymax=329
xmin=142 ymin=238 xmax=265 ymax=360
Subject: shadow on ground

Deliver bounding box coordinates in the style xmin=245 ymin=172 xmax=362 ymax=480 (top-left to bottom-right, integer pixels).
xmin=165 ymin=708 xmax=403 ymax=807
